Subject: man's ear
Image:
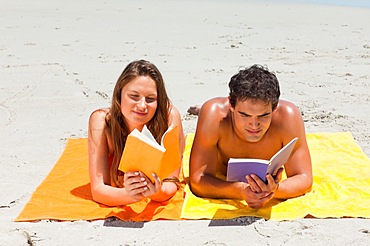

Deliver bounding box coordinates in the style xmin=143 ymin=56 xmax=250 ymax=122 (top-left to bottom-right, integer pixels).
xmin=228 ymin=96 xmax=235 ymax=112
xmin=272 ymin=102 xmax=279 ymax=113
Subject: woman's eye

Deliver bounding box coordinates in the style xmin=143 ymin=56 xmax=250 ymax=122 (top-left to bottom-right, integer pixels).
xmin=145 ymin=97 xmax=156 ymax=103
xmin=129 ymin=95 xmax=140 ymax=101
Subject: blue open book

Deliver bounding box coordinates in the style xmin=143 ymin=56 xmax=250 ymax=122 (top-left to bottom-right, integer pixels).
xmin=226 ymin=137 xmax=298 ymax=183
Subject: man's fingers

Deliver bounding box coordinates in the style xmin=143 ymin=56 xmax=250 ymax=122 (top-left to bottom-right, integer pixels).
xmin=247 ymin=174 xmax=269 ymax=193
xmin=275 ymin=167 xmax=284 ymax=182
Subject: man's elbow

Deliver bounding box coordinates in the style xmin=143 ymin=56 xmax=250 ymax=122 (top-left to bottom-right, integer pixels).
xmin=301 ymin=175 xmax=313 ymax=195
xmin=189 ymin=175 xmax=205 ymax=197
xmin=289 ymin=174 xmax=312 ymax=198
xmin=305 ymin=178 xmax=313 ymax=193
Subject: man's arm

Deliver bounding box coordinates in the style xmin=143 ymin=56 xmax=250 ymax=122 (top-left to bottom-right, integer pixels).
xmin=271 ymin=101 xmax=313 ymax=199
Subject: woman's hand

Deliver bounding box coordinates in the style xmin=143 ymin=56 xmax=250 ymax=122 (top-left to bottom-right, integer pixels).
xmin=123 ymin=171 xmax=148 ymax=201
xmin=141 ymin=173 xmax=162 ymax=198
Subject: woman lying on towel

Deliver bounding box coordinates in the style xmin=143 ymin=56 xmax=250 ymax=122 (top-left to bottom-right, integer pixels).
xmin=88 ymin=60 xmax=185 ymax=206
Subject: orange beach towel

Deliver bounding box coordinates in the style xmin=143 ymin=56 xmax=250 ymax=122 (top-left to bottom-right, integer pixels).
xmin=15 ymin=138 xmax=184 ymax=222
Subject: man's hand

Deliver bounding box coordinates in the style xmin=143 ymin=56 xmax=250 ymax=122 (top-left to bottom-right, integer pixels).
xmin=240 ymin=185 xmax=274 ymax=208
xmin=265 ymin=167 xmax=283 ymax=193
xmin=242 ymin=167 xmax=284 ymax=208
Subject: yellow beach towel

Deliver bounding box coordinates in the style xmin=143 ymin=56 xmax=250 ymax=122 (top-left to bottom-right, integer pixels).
xmin=15 ymin=138 xmax=185 ymax=222
xmin=181 ymin=132 xmax=370 ymax=221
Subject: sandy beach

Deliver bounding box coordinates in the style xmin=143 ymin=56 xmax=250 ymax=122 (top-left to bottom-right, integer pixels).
xmin=1 ymin=0 xmax=370 ymax=245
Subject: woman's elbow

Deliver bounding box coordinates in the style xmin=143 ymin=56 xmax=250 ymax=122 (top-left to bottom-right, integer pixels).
xmin=90 ymin=185 xmax=113 ymax=206
xmin=90 ymin=186 xmax=104 ymax=204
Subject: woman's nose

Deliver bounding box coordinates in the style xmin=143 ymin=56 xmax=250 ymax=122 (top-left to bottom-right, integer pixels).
xmin=137 ymin=97 xmax=147 ymax=109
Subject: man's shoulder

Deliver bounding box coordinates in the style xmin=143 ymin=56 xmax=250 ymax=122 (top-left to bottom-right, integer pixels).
xmin=278 ymin=98 xmax=297 ymax=106
xmin=276 ymin=99 xmax=301 ymax=117
xmin=272 ymin=99 xmax=304 ymax=134
xmin=201 ymin=97 xmax=229 ymax=115
xmin=196 ymin=97 xmax=231 ymax=134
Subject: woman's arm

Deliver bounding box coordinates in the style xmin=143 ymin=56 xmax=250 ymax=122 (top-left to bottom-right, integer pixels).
xmin=169 ymin=105 xmax=186 ymax=156
xmin=88 ymin=109 xmax=144 ymax=206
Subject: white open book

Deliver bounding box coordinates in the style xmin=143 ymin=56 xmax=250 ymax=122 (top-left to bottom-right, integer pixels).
xmin=226 ymin=137 xmax=298 ymax=183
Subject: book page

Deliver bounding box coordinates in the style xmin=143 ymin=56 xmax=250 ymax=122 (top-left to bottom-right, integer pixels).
xmin=141 ymin=125 xmax=158 ymax=144
xmin=267 ymin=137 xmax=298 ymax=176
xmin=133 ymin=126 xmax=165 ymax=152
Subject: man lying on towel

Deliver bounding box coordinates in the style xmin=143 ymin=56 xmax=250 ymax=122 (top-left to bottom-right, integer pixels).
xmin=189 ymin=64 xmax=312 ymax=209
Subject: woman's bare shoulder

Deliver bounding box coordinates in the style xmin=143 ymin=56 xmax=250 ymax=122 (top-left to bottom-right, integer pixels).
xmin=89 ymin=108 xmax=110 ymax=127
xmin=90 ymin=108 xmax=109 ymax=117
xmin=169 ymin=104 xmax=180 ymax=116
xmin=168 ymin=104 xmax=183 ymax=127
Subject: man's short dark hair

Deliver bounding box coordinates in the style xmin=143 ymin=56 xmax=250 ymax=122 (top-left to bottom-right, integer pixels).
xmin=228 ymin=64 xmax=280 ymax=110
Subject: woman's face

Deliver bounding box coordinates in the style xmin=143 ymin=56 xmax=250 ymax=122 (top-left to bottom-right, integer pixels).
xmin=120 ymin=76 xmax=158 ymax=132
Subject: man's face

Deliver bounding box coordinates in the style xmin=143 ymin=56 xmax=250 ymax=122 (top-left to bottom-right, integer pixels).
xmin=230 ymin=98 xmax=273 ymax=143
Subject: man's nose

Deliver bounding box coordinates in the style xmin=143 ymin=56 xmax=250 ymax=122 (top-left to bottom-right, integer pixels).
xmin=250 ymin=117 xmax=260 ymax=128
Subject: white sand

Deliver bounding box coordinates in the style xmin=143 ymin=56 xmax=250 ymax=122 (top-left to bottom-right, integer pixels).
xmin=1 ymin=0 xmax=370 ymax=244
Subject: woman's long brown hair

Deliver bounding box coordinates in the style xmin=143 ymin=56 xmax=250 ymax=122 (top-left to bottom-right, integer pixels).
xmin=107 ymin=60 xmax=170 ymax=187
